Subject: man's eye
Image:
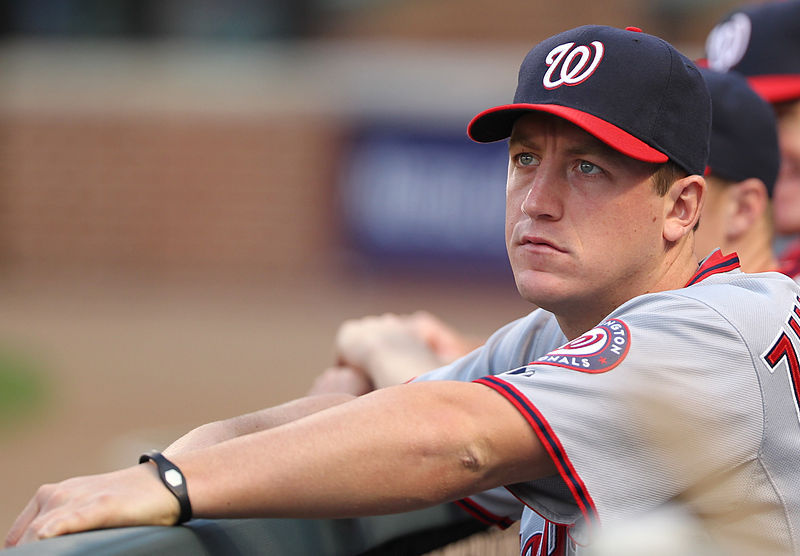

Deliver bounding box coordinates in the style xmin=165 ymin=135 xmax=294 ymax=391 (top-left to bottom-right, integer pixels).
xmin=517 ymin=153 xmax=538 ymax=166
xmin=578 ymin=161 xmax=601 ymax=174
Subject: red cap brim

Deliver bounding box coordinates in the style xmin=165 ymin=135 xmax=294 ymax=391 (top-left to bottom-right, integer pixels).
xmin=747 ymin=75 xmax=800 ymax=104
xmin=467 ymin=104 xmax=668 ymax=164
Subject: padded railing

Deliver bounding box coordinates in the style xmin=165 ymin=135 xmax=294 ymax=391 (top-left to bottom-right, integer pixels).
xmin=2 ymin=503 xmax=487 ymax=555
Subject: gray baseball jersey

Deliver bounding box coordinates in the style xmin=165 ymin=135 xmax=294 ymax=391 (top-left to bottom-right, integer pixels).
xmin=416 ymin=251 xmax=800 ymax=554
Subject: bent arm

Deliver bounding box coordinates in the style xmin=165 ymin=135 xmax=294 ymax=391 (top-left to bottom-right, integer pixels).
xmin=7 ymin=381 xmax=553 ymax=545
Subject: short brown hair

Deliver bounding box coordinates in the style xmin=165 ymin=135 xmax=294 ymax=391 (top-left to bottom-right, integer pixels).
xmin=651 ymin=161 xmax=687 ymax=197
xmin=773 ymin=98 xmax=800 ymax=122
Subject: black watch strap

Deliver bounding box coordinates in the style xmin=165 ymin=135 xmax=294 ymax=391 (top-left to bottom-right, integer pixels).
xmin=139 ymin=450 xmax=193 ymax=524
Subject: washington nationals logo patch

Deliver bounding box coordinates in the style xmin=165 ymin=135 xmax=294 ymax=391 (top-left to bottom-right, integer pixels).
xmin=534 ymin=318 xmax=630 ymax=373
xmin=543 ymin=41 xmax=604 ymax=89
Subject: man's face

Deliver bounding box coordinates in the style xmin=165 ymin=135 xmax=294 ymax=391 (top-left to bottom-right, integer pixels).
xmin=773 ymin=100 xmax=800 ymax=235
xmin=505 ymin=113 xmax=667 ymax=318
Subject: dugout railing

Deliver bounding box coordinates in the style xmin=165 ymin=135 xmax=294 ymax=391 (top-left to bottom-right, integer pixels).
xmin=2 ymin=503 xmax=487 ymax=555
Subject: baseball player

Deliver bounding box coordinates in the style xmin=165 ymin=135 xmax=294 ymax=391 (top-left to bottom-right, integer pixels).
xmin=704 ymin=0 xmax=800 ymax=279
xmin=319 ymin=65 xmax=786 ymax=545
xmin=7 ymin=25 xmax=800 ymax=556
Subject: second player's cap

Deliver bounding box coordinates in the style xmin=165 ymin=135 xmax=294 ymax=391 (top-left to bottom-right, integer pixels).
xmin=468 ymin=25 xmax=711 ymax=176
xmin=700 ymin=68 xmax=780 ymax=196
xmin=704 ymin=0 xmax=800 ymax=104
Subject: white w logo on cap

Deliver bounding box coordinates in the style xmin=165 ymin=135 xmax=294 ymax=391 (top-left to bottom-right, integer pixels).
xmin=543 ymin=41 xmax=604 ymax=89
xmin=705 ymin=13 xmax=751 ymax=72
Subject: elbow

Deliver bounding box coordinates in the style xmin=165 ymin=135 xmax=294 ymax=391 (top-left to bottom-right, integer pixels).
xmin=459 ymin=445 xmax=486 ymax=475
xmin=437 ymin=425 xmax=497 ymax=483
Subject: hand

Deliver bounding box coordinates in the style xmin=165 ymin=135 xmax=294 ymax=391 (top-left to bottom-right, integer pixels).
xmin=335 ymin=311 xmax=480 ymax=389
xmin=307 ymin=366 xmax=374 ymax=396
xmin=5 ymin=463 xmax=179 ymax=547
xmin=409 ymin=311 xmax=482 ymax=363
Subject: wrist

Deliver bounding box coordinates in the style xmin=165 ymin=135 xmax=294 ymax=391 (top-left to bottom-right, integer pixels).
xmin=139 ymin=451 xmax=193 ymax=524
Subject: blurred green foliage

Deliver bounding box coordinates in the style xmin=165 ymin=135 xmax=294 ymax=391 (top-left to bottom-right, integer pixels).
xmin=0 ymin=347 xmax=46 ymax=426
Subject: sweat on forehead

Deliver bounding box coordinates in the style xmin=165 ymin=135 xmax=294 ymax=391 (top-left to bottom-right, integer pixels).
xmin=468 ymin=25 xmax=711 ymax=176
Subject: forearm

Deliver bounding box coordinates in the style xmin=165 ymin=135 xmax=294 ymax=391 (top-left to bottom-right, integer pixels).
xmin=173 ymin=381 xmax=548 ymax=519
xmin=164 ymin=393 xmax=356 ymax=456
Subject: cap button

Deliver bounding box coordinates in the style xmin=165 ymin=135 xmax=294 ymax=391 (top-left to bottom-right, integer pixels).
xmin=625 ymin=26 xmax=642 ymax=33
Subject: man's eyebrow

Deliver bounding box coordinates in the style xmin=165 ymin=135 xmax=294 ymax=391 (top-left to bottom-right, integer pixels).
xmin=509 ymin=133 xmax=617 ymax=159
xmin=565 ymin=142 xmax=616 ymax=158
xmin=508 ymin=134 xmax=540 ymax=149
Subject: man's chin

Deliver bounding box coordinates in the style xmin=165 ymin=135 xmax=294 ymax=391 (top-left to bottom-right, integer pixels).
xmin=514 ymin=275 xmax=571 ymax=309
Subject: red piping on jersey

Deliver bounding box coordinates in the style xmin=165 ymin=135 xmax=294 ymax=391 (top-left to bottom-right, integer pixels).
xmin=474 ymin=376 xmax=599 ymax=529
xmin=551 ymin=521 xmax=570 ymax=555
xmin=685 ymin=251 xmax=740 ymax=287
xmin=455 ymin=497 xmax=515 ymax=529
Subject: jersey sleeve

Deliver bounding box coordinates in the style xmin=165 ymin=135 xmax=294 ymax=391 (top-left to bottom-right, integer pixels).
xmin=475 ymin=292 xmax=764 ymax=541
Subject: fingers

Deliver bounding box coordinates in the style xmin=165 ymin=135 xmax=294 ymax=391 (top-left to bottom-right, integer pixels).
xmin=335 ymin=312 xmax=445 ymax=389
xmin=5 ymin=465 xmax=179 ymax=547
xmin=410 ymin=311 xmax=482 ymax=363
xmin=410 ymin=311 xmax=459 ymax=350
xmin=5 ymin=485 xmax=45 ymax=547
xmin=6 ymin=482 xmax=88 ymax=546
xmin=18 ymin=507 xmax=80 ymax=546
xmin=336 ymin=313 xmax=410 ymax=370
xmin=14 ymin=487 xmax=126 ymax=545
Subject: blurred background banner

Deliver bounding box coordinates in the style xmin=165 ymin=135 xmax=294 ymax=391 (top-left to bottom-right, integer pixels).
xmin=340 ymin=125 xmax=508 ymax=272
xmin=0 ymin=0 xmax=742 ymax=536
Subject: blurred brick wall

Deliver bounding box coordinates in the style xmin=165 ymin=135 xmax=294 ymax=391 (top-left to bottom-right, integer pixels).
xmin=0 ymin=113 xmax=344 ymax=281
xmin=0 ymin=0 xmax=739 ymax=284
xmin=322 ymin=0 xmax=738 ymax=49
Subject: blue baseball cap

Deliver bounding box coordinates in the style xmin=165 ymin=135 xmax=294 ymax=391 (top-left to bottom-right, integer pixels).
xmin=468 ymin=25 xmax=711 ymax=176
xmin=705 ymin=1 xmax=800 ymax=104
xmin=700 ymin=68 xmax=780 ymax=196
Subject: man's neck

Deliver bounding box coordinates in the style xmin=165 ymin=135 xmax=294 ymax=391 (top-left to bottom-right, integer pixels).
xmin=732 ymin=222 xmax=778 ymax=273
xmin=555 ymin=247 xmax=700 ymax=340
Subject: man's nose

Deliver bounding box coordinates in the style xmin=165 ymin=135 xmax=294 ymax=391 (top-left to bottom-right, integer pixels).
xmin=520 ymin=163 xmax=563 ymax=220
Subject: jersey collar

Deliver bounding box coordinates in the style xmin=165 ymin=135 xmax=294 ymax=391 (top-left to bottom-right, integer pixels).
xmin=685 ymin=249 xmax=740 ymax=287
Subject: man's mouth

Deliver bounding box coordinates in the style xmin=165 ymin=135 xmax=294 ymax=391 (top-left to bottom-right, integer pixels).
xmin=521 ymin=235 xmax=565 ymax=252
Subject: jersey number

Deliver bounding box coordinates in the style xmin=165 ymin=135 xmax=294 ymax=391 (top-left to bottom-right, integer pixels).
xmin=763 ymin=299 xmax=800 ymax=422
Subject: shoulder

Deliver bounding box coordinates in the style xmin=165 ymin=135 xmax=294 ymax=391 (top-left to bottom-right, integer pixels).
xmin=619 ymin=269 xmax=799 ymax=322
xmin=607 ymin=270 xmax=800 ymax=363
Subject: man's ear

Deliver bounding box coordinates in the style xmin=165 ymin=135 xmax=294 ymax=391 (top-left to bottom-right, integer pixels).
xmin=725 ymin=178 xmax=768 ymax=240
xmin=663 ymin=174 xmax=705 ymax=243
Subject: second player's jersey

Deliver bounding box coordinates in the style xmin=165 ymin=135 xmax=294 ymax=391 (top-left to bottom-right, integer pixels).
xmin=475 ymin=251 xmax=800 ymax=554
